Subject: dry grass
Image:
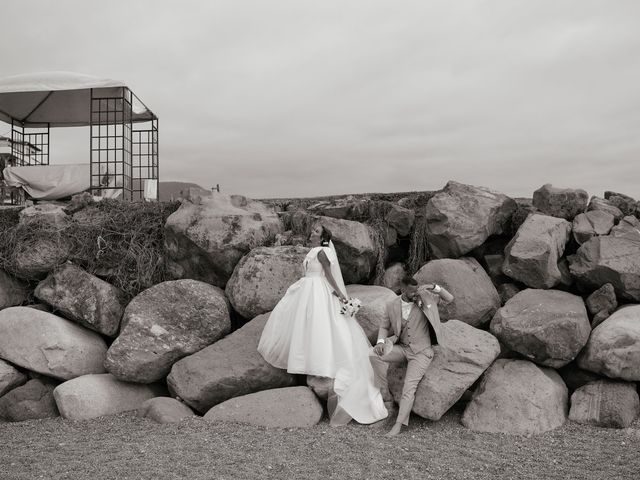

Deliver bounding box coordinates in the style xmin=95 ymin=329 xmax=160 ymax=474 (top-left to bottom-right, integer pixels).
xmin=1 ymin=405 xmax=638 ymax=480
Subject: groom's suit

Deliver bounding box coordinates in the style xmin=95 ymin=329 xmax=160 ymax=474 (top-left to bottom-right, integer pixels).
xmin=370 ymin=285 xmax=453 ymax=426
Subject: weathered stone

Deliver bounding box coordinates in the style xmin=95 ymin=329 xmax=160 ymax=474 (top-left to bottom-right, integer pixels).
xmin=425 ymin=181 xmax=517 ymax=259
xmin=587 ymin=196 xmax=624 ymax=221
xmin=577 ymin=305 xmax=640 ymax=381
xmin=204 ymin=386 xmax=323 ymax=428
xmin=313 ymin=216 xmax=378 ymax=284
xmin=19 ymin=203 xmax=68 ymax=227
xmin=382 ymin=262 xmax=406 ymax=294
xmin=0 ymin=359 xmax=27 ymax=397
xmin=388 ymin=320 xmax=500 ymax=420
xmin=225 ymin=246 xmax=307 ymax=320
xmin=490 ymin=289 xmax=590 ymax=368
xmin=53 ymin=373 xmax=166 ymax=420
xmin=604 ymin=191 xmax=637 ymax=217
xmin=34 ymin=262 xmax=127 ymax=337
xmin=386 ymin=204 xmax=415 ymax=237
xmin=345 ymin=285 xmax=397 ymax=344
xmin=137 ymin=397 xmax=195 ymax=423
xmin=273 ymin=231 xmax=306 ymax=247
xmin=0 ymin=378 xmax=59 ymax=422
xmin=497 ymin=283 xmax=521 ymax=306
xmin=585 ymin=283 xmax=617 ymax=317
xmin=414 ymin=258 xmax=500 ymax=327
xmin=0 ymin=269 xmax=29 ymax=310
xmin=572 ymin=210 xmax=615 ymax=245
xmin=569 ymin=380 xmax=639 ymax=428
xmin=509 ymin=198 xmax=535 ymax=236
xmin=502 ymin=214 xmax=571 ymax=289
xmin=592 ymin=310 xmax=610 ymax=328
xmin=461 ymin=359 xmax=568 ymax=435
xmin=11 ymin=235 xmax=72 ymax=280
xmin=569 ymin=236 xmax=640 ymax=302
xmin=164 ymin=192 xmax=283 ymax=288
xmin=558 ymin=362 xmax=604 ymax=392
xmin=167 ymin=313 xmax=297 ymax=414
xmin=105 ymin=280 xmax=230 ymax=383
xmin=0 ymin=307 xmax=107 ymax=380
xmin=610 ymin=215 xmax=640 ymax=242
xmin=532 ymin=184 xmax=589 ymax=221
xmin=306 ymin=375 xmax=334 ymax=402
xmin=306 ymin=197 xmax=369 ymax=220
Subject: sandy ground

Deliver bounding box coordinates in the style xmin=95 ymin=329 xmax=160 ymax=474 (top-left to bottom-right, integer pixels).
xmin=1 ymin=405 xmax=639 ymax=480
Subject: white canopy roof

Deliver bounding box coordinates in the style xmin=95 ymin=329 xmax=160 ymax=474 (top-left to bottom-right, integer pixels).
xmin=0 ymin=72 xmax=156 ymax=127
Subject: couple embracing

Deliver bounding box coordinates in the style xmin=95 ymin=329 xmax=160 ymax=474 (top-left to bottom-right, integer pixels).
xmin=257 ymin=224 xmax=454 ymax=437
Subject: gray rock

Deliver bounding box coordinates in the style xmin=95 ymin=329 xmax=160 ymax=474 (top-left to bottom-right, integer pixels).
xmin=225 ymin=246 xmax=307 ymax=320
xmin=386 ymin=203 xmax=415 ymax=237
xmin=11 ymin=235 xmax=72 ymax=280
xmin=0 ymin=378 xmax=59 ymax=422
xmin=203 ymin=386 xmax=323 ymax=428
xmin=137 ymin=397 xmax=195 ymax=424
xmin=497 ymin=283 xmax=521 ymax=306
xmin=164 ymin=192 xmax=283 ymax=288
xmin=0 ymin=270 xmax=29 ymax=310
xmin=345 ymin=285 xmax=397 ymax=344
xmin=461 ymin=359 xmax=568 ymax=435
xmin=587 ymin=196 xmax=624 ymax=221
xmin=425 ymin=181 xmax=517 ymax=259
xmin=490 ymin=289 xmax=590 ymax=368
xmin=569 ymin=380 xmax=639 ymax=428
xmin=0 ymin=307 xmax=107 ymax=380
xmin=105 ymin=280 xmax=231 ymax=383
xmin=577 ymin=305 xmax=640 ymax=381
xmin=388 ymin=320 xmax=500 ymax=420
xmin=53 ymin=373 xmax=166 ymax=420
xmin=34 ymin=262 xmax=127 ymax=337
xmin=306 ymin=375 xmax=334 ymax=402
xmin=572 ymin=210 xmax=615 ymax=245
xmin=585 ymin=283 xmax=617 ymax=319
xmin=0 ymin=359 xmax=27 ymax=397
xmin=414 ymin=258 xmax=500 ymax=327
xmin=532 ymin=184 xmax=589 ymax=221
xmin=167 ymin=313 xmax=297 ymax=414
xmin=569 ymin=236 xmax=640 ymax=302
xmin=558 ymin=362 xmax=604 ymax=392
xmin=502 ymin=214 xmax=572 ymax=289
xmin=609 ymin=215 xmax=640 ymax=242
xmin=604 ymin=191 xmax=637 ymax=217
xmin=18 ymin=203 xmax=68 ymax=227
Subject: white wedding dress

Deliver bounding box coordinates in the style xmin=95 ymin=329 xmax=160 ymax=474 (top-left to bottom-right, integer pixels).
xmin=258 ymin=244 xmax=388 ymax=425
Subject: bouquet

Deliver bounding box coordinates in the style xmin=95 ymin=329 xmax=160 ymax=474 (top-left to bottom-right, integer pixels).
xmin=340 ymin=298 xmax=362 ymax=317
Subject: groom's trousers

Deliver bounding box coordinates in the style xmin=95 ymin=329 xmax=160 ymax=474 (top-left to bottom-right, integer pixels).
xmin=369 ymin=345 xmax=434 ymax=426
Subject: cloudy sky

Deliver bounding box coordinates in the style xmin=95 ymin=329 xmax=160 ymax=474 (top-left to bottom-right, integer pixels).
xmin=1 ymin=0 xmax=639 ymax=199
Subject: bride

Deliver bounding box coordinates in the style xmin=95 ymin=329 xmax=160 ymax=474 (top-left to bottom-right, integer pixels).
xmin=258 ymin=223 xmax=388 ymax=425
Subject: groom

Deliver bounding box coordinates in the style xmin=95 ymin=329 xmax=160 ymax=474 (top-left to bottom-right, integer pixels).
xmin=370 ymin=276 xmax=454 ymax=436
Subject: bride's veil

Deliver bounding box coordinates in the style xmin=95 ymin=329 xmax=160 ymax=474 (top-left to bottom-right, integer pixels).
xmin=327 ymin=240 xmax=348 ymax=299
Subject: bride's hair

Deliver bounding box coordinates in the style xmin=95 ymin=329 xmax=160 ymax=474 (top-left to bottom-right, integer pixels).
xmin=320 ymin=226 xmax=332 ymax=246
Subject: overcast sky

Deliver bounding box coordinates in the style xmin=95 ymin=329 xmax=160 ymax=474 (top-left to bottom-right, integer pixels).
xmin=1 ymin=1 xmax=639 ymax=199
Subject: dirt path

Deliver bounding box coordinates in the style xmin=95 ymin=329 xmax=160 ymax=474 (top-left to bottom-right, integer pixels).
xmin=1 ymin=405 xmax=639 ymax=480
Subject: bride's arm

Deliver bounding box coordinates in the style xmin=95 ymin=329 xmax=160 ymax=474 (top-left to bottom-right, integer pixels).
xmin=317 ymin=249 xmax=348 ymax=303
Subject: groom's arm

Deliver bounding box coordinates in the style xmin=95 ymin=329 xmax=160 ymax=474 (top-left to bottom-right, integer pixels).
xmin=373 ymin=303 xmax=393 ymax=355
xmin=418 ymin=284 xmax=454 ymax=305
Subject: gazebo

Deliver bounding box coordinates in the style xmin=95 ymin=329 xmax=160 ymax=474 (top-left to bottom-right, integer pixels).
xmin=0 ymin=72 xmax=158 ymax=201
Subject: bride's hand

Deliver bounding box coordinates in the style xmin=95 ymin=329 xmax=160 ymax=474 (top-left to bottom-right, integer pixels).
xmin=340 ymin=295 xmax=349 ymax=304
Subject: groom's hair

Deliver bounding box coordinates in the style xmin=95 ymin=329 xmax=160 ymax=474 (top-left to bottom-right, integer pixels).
xmin=400 ymin=276 xmax=418 ymax=286
xmin=320 ymin=226 xmax=332 ymax=246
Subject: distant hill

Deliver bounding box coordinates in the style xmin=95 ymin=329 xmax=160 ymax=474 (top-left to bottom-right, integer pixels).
xmin=158 ymin=181 xmax=206 ymax=201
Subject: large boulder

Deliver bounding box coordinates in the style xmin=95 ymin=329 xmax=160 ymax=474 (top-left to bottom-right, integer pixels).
xmin=345 ymin=285 xmax=397 ymax=344
xmin=502 ymin=214 xmax=571 ymax=289
xmin=313 ymin=216 xmax=378 ymax=284
xmin=424 ymin=181 xmax=517 ymax=259
xmin=490 ymin=289 xmax=590 ymax=368
xmin=585 ymin=283 xmax=617 ymax=327
xmin=34 ymin=262 xmax=127 ymax=337
xmin=105 ymin=280 xmax=231 ymax=383
xmin=569 ymin=380 xmax=639 ymax=428
xmin=568 ymin=236 xmax=640 ymax=301
xmin=0 ymin=359 xmax=27 ymax=396
xmin=587 ymin=196 xmax=624 ymax=220
xmin=225 ymin=246 xmax=307 ymax=320
xmin=164 ymin=192 xmax=283 ymax=288
xmin=609 ymin=215 xmax=640 ymax=242
xmin=604 ymin=191 xmax=637 ymax=217
xmin=414 ymin=258 xmax=500 ymax=327
xmin=11 ymin=235 xmax=72 ymax=280
xmin=577 ymin=305 xmax=640 ymax=381
xmin=388 ymin=320 xmax=500 ymax=420
xmin=461 ymin=359 xmax=568 ymax=435
xmin=0 ymin=307 xmax=107 ymax=380
xmin=0 ymin=378 xmax=59 ymax=422
xmin=0 ymin=270 xmax=29 ymax=310
xmin=53 ymin=373 xmax=166 ymax=420
xmin=385 ymin=203 xmax=415 ymax=237
xmin=204 ymin=386 xmax=323 ymax=428
xmin=532 ymin=184 xmax=589 ymax=221
xmin=167 ymin=313 xmax=297 ymax=414
xmin=572 ymin=210 xmax=615 ymax=245
xmin=137 ymin=397 xmax=195 ymax=424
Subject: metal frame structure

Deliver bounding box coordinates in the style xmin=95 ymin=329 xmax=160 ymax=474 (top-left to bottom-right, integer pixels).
xmin=10 ymin=120 xmax=49 ymax=166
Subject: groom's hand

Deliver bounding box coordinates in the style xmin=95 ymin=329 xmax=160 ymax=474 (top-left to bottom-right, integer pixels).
xmin=373 ymin=342 xmax=386 ymax=356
